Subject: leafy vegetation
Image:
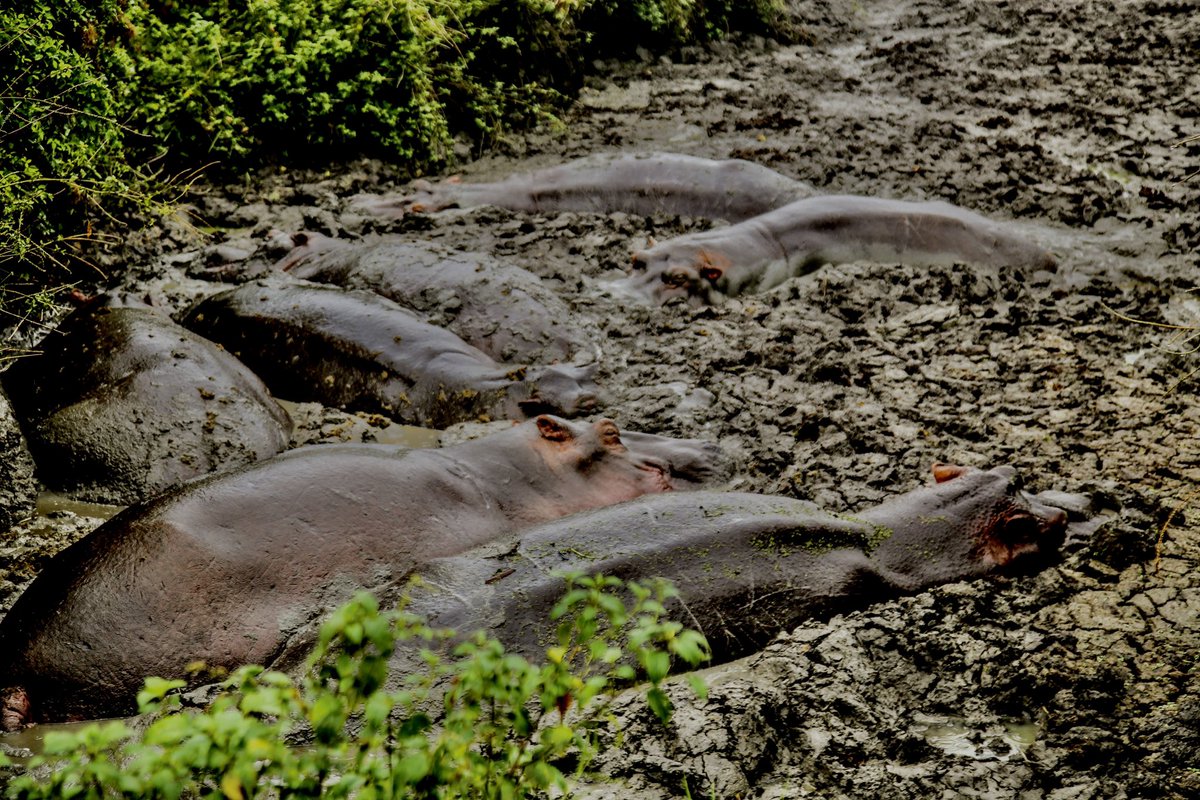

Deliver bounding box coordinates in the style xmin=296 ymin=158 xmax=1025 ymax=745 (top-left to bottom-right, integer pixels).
xmin=0 ymin=0 xmax=785 ymax=338
xmin=0 ymin=575 xmax=710 ymax=798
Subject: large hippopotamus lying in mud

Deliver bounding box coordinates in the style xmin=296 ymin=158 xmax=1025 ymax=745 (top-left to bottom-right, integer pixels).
xmin=622 ymin=196 xmax=1057 ymax=304
xmin=393 ymin=464 xmax=1094 ymax=673
xmin=0 ymin=415 xmax=723 ymax=728
xmin=1 ymin=300 xmax=291 ymax=504
xmin=354 ymin=152 xmax=811 ymax=222
xmin=275 ymin=232 xmax=593 ymax=364
xmin=181 ymin=280 xmax=600 ymax=427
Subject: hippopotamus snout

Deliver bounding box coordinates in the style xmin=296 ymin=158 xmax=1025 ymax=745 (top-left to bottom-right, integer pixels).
xmin=620 ymin=250 xmax=712 ymax=306
xmin=519 ymin=363 xmax=604 ymax=417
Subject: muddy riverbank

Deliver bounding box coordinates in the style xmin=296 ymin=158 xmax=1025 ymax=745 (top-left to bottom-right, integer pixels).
xmin=2 ymin=0 xmax=1198 ymax=796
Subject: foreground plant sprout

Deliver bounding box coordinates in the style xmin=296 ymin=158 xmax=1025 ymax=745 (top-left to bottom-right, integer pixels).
xmin=0 ymin=575 xmax=710 ymax=799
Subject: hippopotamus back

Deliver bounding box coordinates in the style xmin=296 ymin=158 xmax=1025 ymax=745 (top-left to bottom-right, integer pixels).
xmin=1 ymin=302 xmax=291 ymax=504
xmin=353 ymin=152 xmax=812 ymax=222
xmin=0 ymin=416 xmax=722 ymax=728
xmin=625 ymin=195 xmax=1057 ymax=304
xmin=279 ymin=234 xmax=592 ymax=365
xmin=180 ymin=280 xmax=600 ymax=426
xmin=394 ymin=465 xmax=1085 ymax=672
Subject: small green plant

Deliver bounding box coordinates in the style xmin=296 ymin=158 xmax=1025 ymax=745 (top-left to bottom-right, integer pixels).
xmin=0 ymin=574 xmax=710 ymax=798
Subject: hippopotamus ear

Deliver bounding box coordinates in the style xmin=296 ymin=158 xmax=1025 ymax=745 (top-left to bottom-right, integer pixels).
xmin=932 ymin=463 xmax=971 ymax=483
xmin=697 ymin=250 xmax=731 ymax=283
xmin=536 ymin=415 xmax=573 ymax=442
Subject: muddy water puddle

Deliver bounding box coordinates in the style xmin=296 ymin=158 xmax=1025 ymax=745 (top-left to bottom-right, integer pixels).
xmin=0 ymin=718 xmax=134 ymax=761
xmin=36 ymin=494 xmax=125 ymax=521
xmin=914 ymin=713 xmax=1042 ymax=761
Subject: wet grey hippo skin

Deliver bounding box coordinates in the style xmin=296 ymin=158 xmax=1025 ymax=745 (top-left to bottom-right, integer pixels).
xmin=395 ymin=464 xmax=1093 ymax=672
xmin=275 ymin=232 xmax=593 ymax=364
xmin=353 ymin=152 xmax=812 ymax=222
xmin=0 ymin=415 xmax=723 ymax=728
xmin=0 ymin=385 xmax=37 ymax=533
xmin=0 ymin=300 xmax=291 ymax=505
xmin=180 ymin=279 xmax=600 ymax=427
xmin=622 ymin=195 xmax=1058 ymax=304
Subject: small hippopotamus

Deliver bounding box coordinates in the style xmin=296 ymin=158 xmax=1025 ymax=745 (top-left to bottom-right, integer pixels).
xmin=353 ymin=152 xmax=811 ymax=222
xmin=393 ymin=464 xmax=1093 ymax=671
xmin=275 ymin=232 xmax=593 ymax=364
xmin=1 ymin=300 xmax=291 ymax=504
xmin=0 ymin=415 xmax=724 ymax=728
xmin=180 ymin=279 xmax=600 ymax=427
xmin=622 ymin=196 xmax=1058 ymax=304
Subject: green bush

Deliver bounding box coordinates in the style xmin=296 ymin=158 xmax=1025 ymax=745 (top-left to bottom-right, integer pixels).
xmin=0 ymin=575 xmax=710 ymax=798
xmin=0 ymin=2 xmax=152 ymax=298
xmin=0 ymin=0 xmax=786 ymax=345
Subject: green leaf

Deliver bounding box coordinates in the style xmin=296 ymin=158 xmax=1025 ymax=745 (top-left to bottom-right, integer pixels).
xmin=643 ymin=649 xmax=671 ymax=682
xmin=646 ymin=687 xmax=675 ymax=724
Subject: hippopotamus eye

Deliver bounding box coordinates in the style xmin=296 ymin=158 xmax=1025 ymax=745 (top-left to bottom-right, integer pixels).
xmin=700 ymin=266 xmax=722 ymax=283
xmin=631 ymin=255 xmax=648 ymax=271
xmin=662 ymin=270 xmax=689 ymax=287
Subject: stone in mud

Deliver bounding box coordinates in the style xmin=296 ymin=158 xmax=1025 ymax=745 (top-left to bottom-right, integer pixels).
xmin=0 ymin=415 xmax=722 ymax=727
xmin=352 ymin=152 xmax=812 ymax=222
xmin=276 ymin=232 xmax=593 ymax=364
xmin=0 ymin=301 xmax=291 ymax=505
xmin=0 ymin=386 xmax=37 ymax=533
xmin=622 ymin=196 xmax=1058 ymax=304
xmin=181 ymin=279 xmax=601 ymax=427
xmin=395 ymin=464 xmax=1093 ymax=671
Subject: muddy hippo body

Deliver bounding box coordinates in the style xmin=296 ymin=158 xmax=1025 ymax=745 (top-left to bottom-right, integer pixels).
xmin=396 ymin=466 xmax=1084 ymax=670
xmin=0 ymin=416 xmax=722 ymax=727
xmin=625 ymin=196 xmax=1058 ymax=304
xmin=0 ymin=386 xmax=37 ymax=533
xmin=355 ymin=152 xmax=811 ymax=222
xmin=1 ymin=302 xmax=291 ymax=504
xmin=278 ymin=234 xmax=591 ymax=364
xmin=181 ymin=280 xmax=599 ymax=426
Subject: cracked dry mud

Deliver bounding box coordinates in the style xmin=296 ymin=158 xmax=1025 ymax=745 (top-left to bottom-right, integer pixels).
xmin=2 ymin=0 xmax=1198 ymax=796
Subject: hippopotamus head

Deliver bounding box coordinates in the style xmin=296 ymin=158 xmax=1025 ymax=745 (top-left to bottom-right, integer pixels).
xmin=524 ymin=415 xmax=698 ymax=503
xmin=509 ymin=362 xmax=602 ymax=418
xmin=866 ymin=464 xmax=1081 ymax=590
xmin=348 ymin=179 xmax=456 ymax=219
xmin=271 ymin=231 xmax=348 ymax=272
xmin=623 ymin=243 xmax=729 ymax=306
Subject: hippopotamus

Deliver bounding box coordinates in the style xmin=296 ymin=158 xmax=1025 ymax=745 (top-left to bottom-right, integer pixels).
xmin=180 ymin=279 xmax=600 ymax=427
xmin=0 ymin=415 xmax=724 ymax=728
xmin=1 ymin=300 xmax=291 ymax=505
xmin=392 ymin=464 xmax=1093 ymax=672
xmin=0 ymin=385 xmax=37 ymax=533
xmin=353 ymin=152 xmax=812 ymax=222
xmin=275 ymin=232 xmax=593 ymax=364
xmin=621 ymin=195 xmax=1058 ymax=304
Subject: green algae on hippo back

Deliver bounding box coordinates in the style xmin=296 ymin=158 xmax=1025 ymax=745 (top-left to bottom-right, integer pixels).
xmin=275 ymin=231 xmax=594 ymax=365
xmin=393 ymin=463 xmax=1097 ymax=673
xmin=1 ymin=298 xmax=291 ymax=505
xmin=0 ymin=415 xmax=724 ymax=729
xmin=621 ymin=195 xmax=1058 ymax=305
xmin=179 ymin=279 xmax=601 ymax=427
xmin=351 ymin=151 xmax=812 ymax=222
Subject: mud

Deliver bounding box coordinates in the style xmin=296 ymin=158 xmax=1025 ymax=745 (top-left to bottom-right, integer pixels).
xmin=2 ymin=0 xmax=1198 ymax=795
